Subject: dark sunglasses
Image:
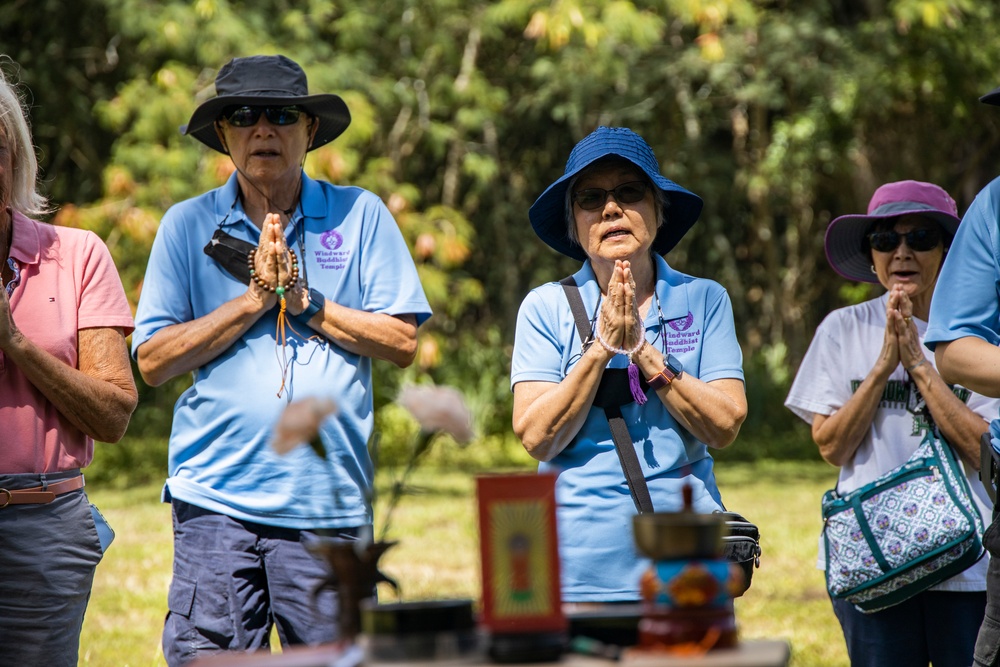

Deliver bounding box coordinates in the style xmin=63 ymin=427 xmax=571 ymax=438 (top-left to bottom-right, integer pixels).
xmin=573 ymin=181 xmax=649 ymax=210
xmin=221 ymin=105 xmax=304 ymax=127
xmin=867 ymin=227 xmax=943 ymax=253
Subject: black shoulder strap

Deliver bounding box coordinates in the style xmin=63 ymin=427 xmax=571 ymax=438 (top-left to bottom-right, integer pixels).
xmin=559 ymin=276 xmax=592 ymax=347
xmin=559 ymin=276 xmax=654 ymax=514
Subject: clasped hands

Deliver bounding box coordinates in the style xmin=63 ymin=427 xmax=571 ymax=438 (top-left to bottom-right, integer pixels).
xmin=249 ymin=213 xmax=309 ymax=315
xmin=595 ymin=260 xmax=645 ymax=355
xmin=878 ymin=284 xmax=927 ymax=374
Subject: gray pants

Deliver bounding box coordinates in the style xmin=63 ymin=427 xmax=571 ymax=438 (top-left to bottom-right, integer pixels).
xmin=975 ymin=502 xmax=1000 ymax=666
xmin=0 ymin=470 xmax=102 ymax=667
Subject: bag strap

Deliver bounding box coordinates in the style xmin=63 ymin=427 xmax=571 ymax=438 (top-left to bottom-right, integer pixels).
xmin=559 ymin=275 xmax=594 ymax=350
xmin=923 ymin=418 xmax=986 ymax=535
xmin=981 ymin=431 xmax=998 ymax=505
xmin=559 ymin=276 xmax=654 ymax=514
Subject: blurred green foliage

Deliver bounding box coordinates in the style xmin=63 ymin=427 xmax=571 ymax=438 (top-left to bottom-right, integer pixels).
xmin=4 ymin=0 xmax=998 ymax=476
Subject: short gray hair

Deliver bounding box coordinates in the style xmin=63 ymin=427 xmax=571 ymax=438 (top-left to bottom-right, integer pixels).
xmin=0 ymin=60 xmax=49 ymax=217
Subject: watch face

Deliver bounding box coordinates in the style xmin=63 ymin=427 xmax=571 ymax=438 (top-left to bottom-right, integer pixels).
xmin=666 ymin=354 xmax=683 ymax=375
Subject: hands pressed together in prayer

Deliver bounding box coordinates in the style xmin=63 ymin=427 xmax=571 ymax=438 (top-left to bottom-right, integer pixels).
xmin=249 ymin=213 xmax=310 ymax=316
xmin=596 ymin=260 xmax=645 ymax=353
xmin=878 ymin=284 xmax=928 ymax=374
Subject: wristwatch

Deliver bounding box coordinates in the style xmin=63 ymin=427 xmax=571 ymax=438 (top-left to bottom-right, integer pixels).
xmin=301 ymin=287 xmax=326 ymax=319
xmin=647 ymin=354 xmax=684 ymax=390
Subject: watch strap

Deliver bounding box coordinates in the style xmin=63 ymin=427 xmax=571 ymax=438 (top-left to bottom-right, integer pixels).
xmin=302 ymin=287 xmax=325 ymax=319
xmin=647 ymin=354 xmax=683 ymax=390
xmin=646 ymin=366 xmax=676 ymax=390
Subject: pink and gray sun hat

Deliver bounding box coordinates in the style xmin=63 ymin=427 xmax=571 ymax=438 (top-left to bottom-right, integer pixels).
xmin=528 ymin=126 xmax=703 ymax=261
xmin=824 ymin=180 xmax=960 ymax=284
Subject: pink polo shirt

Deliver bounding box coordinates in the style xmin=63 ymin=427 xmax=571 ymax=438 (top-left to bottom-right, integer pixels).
xmin=1 ymin=211 xmax=134 ymax=473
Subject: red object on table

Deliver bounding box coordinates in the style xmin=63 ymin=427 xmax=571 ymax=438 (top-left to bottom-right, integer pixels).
xmin=476 ymin=473 xmax=566 ymax=636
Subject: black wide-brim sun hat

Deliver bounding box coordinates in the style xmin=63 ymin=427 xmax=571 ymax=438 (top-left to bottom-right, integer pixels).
xmin=824 ymin=179 xmax=960 ymax=284
xmin=182 ymin=54 xmax=351 ymax=154
xmin=528 ymin=126 xmax=704 ymax=262
xmin=982 ymin=84 xmax=1000 ymax=106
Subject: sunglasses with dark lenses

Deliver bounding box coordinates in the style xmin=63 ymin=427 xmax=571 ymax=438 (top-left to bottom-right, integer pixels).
xmin=867 ymin=227 xmax=943 ymax=253
xmin=221 ymin=105 xmax=303 ymax=127
xmin=573 ymin=181 xmax=649 ymax=210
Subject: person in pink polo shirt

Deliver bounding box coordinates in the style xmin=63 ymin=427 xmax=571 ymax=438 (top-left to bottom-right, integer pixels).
xmin=0 ymin=64 xmax=138 ymax=665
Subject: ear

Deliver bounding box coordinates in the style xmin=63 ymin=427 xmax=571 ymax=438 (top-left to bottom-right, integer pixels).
xmin=308 ymin=116 xmax=319 ymax=145
xmin=215 ymin=121 xmax=230 ymax=155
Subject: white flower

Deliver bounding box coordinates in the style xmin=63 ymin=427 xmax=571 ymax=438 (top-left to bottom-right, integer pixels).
xmin=396 ymin=384 xmax=475 ymax=444
xmin=271 ymin=397 xmax=338 ymax=456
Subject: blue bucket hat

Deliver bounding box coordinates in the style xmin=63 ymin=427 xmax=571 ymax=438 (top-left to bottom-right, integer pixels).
xmin=528 ymin=126 xmax=703 ymax=261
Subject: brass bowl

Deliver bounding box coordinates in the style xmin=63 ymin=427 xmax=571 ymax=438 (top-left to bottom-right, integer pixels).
xmin=632 ymin=511 xmax=726 ymax=560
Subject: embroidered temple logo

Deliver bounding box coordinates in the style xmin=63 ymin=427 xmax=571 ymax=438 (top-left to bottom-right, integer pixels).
xmin=667 ymin=312 xmax=695 ymax=332
xmin=320 ymin=230 xmax=343 ymax=251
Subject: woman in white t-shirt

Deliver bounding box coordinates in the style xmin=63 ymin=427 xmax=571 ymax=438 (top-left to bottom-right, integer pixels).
xmin=785 ymin=180 xmax=997 ymax=667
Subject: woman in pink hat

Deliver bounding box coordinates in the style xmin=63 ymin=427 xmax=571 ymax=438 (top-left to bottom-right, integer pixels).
xmin=785 ymin=180 xmax=997 ymax=666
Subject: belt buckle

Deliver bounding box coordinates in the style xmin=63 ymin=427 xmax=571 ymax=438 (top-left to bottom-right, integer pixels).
xmin=0 ymin=488 xmax=10 ymax=509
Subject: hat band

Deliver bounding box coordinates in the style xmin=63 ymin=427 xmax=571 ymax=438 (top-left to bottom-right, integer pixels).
xmin=217 ymin=88 xmax=308 ymax=98
xmin=870 ymin=200 xmax=949 ymax=217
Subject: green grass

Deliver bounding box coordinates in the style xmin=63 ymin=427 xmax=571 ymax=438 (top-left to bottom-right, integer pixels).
xmin=79 ymin=461 xmax=847 ymax=666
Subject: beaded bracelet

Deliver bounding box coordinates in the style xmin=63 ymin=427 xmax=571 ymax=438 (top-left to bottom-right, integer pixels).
xmin=248 ymin=245 xmax=304 ymax=399
xmin=593 ymin=311 xmax=646 ymax=357
xmin=247 ymin=246 xmax=300 ymax=296
xmin=594 ymin=311 xmax=648 ymax=405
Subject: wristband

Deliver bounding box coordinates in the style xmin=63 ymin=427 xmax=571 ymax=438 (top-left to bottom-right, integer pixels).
xmin=301 ymin=287 xmax=326 ymax=319
xmin=647 ymin=353 xmax=684 ymax=390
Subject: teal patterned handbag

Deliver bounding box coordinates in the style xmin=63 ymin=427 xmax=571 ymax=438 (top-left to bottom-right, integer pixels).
xmin=822 ymin=428 xmax=985 ymax=613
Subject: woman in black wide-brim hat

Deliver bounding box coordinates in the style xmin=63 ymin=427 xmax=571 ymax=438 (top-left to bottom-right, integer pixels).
xmin=510 ymin=126 xmax=748 ymax=603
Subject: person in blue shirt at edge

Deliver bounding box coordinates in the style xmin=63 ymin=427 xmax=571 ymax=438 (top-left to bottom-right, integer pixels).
xmin=926 ymin=82 xmax=1000 ymax=667
xmin=510 ymin=126 xmax=748 ymax=605
xmin=131 ymin=55 xmax=431 ymax=665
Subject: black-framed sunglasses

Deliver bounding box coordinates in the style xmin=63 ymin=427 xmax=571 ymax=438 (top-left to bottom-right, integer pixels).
xmin=573 ymin=181 xmax=649 ymax=210
xmin=221 ymin=105 xmax=304 ymax=127
xmin=867 ymin=227 xmax=943 ymax=253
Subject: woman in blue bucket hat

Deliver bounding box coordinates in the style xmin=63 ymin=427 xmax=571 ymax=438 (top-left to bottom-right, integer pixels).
xmin=786 ymin=180 xmax=996 ymax=666
xmin=510 ymin=127 xmax=748 ymax=603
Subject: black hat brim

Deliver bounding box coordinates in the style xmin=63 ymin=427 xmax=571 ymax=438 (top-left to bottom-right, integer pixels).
xmin=181 ymin=93 xmax=351 ymax=153
xmin=982 ymin=85 xmax=1000 ymax=107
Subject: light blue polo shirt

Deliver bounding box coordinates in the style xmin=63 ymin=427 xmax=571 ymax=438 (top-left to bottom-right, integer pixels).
xmin=926 ymin=174 xmax=1000 ymax=451
xmin=510 ymin=255 xmax=744 ymax=601
xmin=133 ymin=172 xmax=431 ymax=529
